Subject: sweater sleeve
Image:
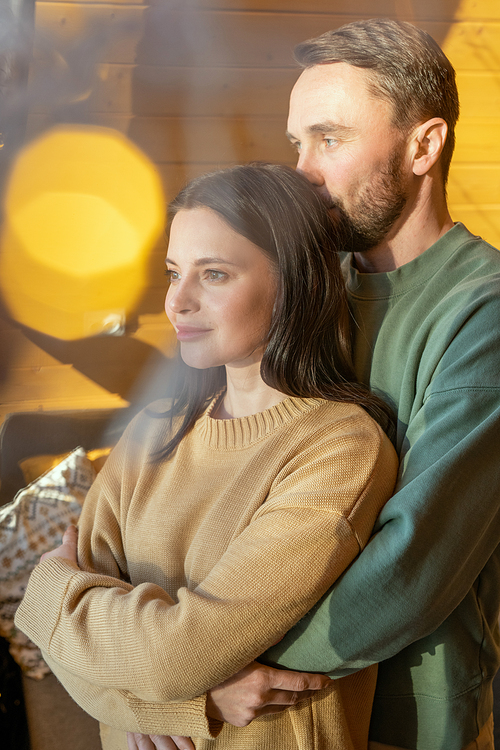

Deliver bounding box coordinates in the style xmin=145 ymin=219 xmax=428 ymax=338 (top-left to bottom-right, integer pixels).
xmin=15 ymin=417 xmax=397 ymax=734
xmin=263 ymin=289 xmax=500 ymax=676
xmin=42 ymin=651 xmax=223 ymax=739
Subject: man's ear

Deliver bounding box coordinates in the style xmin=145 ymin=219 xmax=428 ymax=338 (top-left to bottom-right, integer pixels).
xmin=410 ymin=118 xmax=448 ymax=176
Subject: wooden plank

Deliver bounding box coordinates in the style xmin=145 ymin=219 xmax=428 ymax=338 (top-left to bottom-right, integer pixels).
xmin=29 ymin=63 xmax=298 ymax=117
xmin=149 ymin=0 xmax=478 ymax=22
xmin=457 ymin=73 xmax=500 ymax=119
xmin=0 ymin=316 xmax=16 ymax=333
xmin=0 ymin=346 xmax=174 ymax=402
xmin=453 ymin=0 xmax=500 ymax=22
xmin=448 ymin=165 xmax=500 ymax=204
xmin=34 ymin=3 xmax=500 ymax=72
xmin=132 ymin=16 xmax=499 ymax=70
xmin=131 ymin=14 xmax=465 ymax=68
xmin=35 ymin=5 xmax=479 ymax=67
xmin=0 ymin=363 xmax=127 ymax=403
xmin=157 ymin=162 xmax=226 ymax=199
xmin=127 ymin=115 xmax=294 ymax=164
xmin=34 ymin=2 xmax=145 ymax=65
xmin=39 ymin=0 xmax=146 ymax=4
xmin=454 ymin=120 xmax=500 ymax=162
xmin=37 ymin=0 xmax=463 ymax=19
xmin=122 ymin=66 xmax=297 ymax=117
xmin=448 ymin=206 xmax=500 ymax=247
xmin=0 ymin=330 xmax=63 ymax=368
xmin=444 ymin=23 xmax=500 ymax=71
xmin=40 ymin=0 xmax=390 ymax=9
xmin=26 ymin=113 xmax=295 ymax=163
xmin=135 ymin=285 xmax=170 ymax=316
xmin=0 ymin=393 xmax=127 ymax=425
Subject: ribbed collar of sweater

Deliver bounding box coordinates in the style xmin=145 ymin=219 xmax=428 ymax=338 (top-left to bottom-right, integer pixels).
xmin=197 ymin=395 xmax=325 ymax=450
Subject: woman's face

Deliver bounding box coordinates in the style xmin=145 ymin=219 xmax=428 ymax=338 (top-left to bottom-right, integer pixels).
xmin=165 ymin=207 xmax=277 ymax=370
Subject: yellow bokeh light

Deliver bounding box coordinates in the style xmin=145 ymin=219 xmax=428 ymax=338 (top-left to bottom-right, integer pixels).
xmin=0 ymin=125 xmax=165 ymax=339
xmin=13 ymin=193 xmax=140 ymax=276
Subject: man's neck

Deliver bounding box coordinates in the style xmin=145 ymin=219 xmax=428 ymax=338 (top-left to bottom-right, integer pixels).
xmin=353 ymin=187 xmax=454 ymax=274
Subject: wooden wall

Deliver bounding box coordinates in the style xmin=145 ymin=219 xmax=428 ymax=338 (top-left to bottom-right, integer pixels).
xmin=0 ymin=0 xmax=498 ymax=424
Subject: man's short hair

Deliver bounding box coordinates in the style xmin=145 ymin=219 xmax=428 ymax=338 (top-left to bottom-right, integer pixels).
xmin=294 ymin=18 xmax=460 ymax=184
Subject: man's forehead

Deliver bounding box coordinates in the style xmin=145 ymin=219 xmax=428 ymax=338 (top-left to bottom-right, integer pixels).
xmin=288 ymin=63 xmax=392 ymax=131
xmin=287 ymin=65 xmax=360 ymax=131
xmin=291 ymin=62 xmax=373 ymax=99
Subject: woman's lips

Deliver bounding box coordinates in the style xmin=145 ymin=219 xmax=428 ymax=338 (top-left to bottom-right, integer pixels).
xmin=175 ymin=325 xmax=212 ymax=341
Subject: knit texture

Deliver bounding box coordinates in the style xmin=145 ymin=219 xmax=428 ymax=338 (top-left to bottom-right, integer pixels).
xmin=16 ymin=395 xmax=397 ymax=749
xmin=266 ymin=223 xmax=500 ymax=750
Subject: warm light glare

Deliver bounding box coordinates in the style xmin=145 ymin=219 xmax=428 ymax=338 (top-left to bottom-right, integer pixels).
xmin=0 ymin=125 xmax=165 ymax=339
xmin=13 ymin=193 xmax=140 ymax=275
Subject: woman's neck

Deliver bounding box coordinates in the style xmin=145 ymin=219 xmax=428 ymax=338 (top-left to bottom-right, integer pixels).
xmin=215 ymin=361 xmax=287 ymax=419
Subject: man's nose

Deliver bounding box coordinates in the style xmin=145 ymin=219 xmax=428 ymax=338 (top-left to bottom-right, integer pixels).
xmin=296 ymin=149 xmax=325 ymax=188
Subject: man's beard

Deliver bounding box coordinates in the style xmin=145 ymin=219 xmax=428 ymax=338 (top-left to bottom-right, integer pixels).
xmin=331 ymin=147 xmax=410 ymax=255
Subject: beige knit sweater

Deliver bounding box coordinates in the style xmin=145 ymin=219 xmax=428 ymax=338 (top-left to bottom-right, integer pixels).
xmin=16 ymin=396 xmax=398 ymax=750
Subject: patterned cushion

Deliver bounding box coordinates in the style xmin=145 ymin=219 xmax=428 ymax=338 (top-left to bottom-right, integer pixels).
xmin=0 ymin=447 xmax=95 ymax=679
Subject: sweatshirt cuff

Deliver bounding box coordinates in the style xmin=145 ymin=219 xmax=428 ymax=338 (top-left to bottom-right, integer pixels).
xmin=15 ymin=557 xmax=98 ymax=651
xmin=127 ymin=692 xmax=224 ymax=739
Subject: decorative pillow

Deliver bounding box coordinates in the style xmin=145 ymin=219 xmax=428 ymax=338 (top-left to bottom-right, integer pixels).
xmin=0 ymin=447 xmax=96 ymax=679
xmin=19 ymin=446 xmax=111 ymax=485
xmin=19 ymin=452 xmax=71 ymax=485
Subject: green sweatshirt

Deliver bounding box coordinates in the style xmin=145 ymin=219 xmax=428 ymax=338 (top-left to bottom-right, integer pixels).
xmin=263 ymin=223 xmax=500 ymax=750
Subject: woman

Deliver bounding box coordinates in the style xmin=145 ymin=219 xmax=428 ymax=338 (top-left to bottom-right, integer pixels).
xmin=16 ymin=163 xmax=398 ymax=750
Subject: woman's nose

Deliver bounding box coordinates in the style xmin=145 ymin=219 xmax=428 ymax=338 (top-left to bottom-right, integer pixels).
xmin=166 ymin=280 xmax=199 ymax=315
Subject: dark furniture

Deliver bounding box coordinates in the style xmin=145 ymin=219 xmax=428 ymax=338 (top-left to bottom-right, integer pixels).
xmin=0 ymin=407 xmax=135 ymax=750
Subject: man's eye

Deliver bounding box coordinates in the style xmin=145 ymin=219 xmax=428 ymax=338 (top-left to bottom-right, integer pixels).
xmin=324 ymin=138 xmax=337 ymax=147
xmin=164 ymin=269 xmax=180 ymax=281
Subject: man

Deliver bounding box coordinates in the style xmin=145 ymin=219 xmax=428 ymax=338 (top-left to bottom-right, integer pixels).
xmin=131 ymin=18 xmax=500 ymax=750
xmin=199 ymin=17 xmax=500 ymax=750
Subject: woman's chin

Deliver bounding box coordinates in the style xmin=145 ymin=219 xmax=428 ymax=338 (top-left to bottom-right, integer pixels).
xmin=179 ymin=350 xmax=220 ymax=370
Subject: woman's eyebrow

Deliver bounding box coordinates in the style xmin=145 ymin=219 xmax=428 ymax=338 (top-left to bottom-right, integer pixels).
xmin=165 ymin=256 xmax=239 ymax=266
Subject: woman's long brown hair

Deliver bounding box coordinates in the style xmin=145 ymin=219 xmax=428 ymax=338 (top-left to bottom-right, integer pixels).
xmin=155 ymin=162 xmax=394 ymax=459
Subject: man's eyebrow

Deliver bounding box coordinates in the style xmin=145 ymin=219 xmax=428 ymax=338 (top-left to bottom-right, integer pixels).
xmin=165 ymin=257 xmax=239 ymax=266
xmin=286 ymin=122 xmax=357 ymax=140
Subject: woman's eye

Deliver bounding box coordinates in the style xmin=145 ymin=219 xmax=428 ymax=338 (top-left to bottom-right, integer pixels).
xmin=207 ymin=270 xmax=226 ymax=281
xmin=164 ymin=269 xmax=180 ymax=281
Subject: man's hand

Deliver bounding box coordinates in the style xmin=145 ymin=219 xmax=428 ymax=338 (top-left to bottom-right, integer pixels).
xmin=40 ymin=524 xmax=79 ymax=564
xmin=127 ymin=733 xmax=194 ymax=750
xmin=206 ymin=661 xmax=330 ymax=727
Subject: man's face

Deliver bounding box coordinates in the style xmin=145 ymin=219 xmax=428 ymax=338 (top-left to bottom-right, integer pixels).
xmin=287 ymin=62 xmax=412 ymax=254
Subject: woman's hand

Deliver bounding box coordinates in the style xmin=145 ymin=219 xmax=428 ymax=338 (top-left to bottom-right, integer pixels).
xmin=40 ymin=524 xmax=79 ymax=565
xmin=127 ymin=733 xmax=194 ymax=750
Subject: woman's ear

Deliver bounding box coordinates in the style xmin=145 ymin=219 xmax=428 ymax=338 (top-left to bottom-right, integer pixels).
xmin=410 ymin=118 xmax=448 ymax=176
